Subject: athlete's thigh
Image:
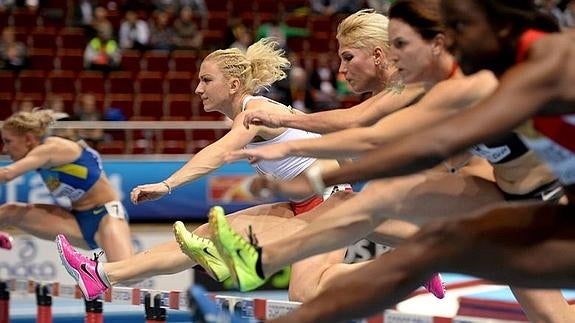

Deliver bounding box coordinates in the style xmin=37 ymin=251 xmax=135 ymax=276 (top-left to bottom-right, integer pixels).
xmin=225 ymin=192 xmax=355 ymax=243
xmin=365 ymin=170 xmax=504 ymax=226
xmin=13 ymin=203 xmax=86 ymax=246
xmin=191 ymin=203 xmax=300 ymax=244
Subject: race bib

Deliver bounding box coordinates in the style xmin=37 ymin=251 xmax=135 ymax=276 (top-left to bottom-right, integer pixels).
xmin=104 ymin=201 xmax=128 ymax=220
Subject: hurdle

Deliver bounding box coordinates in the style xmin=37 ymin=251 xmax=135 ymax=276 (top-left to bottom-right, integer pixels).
xmin=1 ymin=279 xmax=525 ymax=322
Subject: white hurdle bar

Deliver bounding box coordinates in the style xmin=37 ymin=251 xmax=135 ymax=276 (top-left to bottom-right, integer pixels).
xmin=6 ymin=279 xmax=525 ymax=322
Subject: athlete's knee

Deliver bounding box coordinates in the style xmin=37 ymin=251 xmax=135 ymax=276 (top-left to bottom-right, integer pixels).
xmin=99 ymin=217 xmax=130 ymax=235
xmin=288 ymin=282 xmax=316 ymax=302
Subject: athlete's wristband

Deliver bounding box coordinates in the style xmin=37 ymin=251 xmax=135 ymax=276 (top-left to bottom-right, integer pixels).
xmin=305 ymin=166 xmax=326 ymax=196
xmin=161 ymin=181 xmax=172 ymax=195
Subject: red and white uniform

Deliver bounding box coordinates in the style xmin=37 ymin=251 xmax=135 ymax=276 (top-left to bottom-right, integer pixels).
xmin=242 ymin=95 xmax=352 ymax=214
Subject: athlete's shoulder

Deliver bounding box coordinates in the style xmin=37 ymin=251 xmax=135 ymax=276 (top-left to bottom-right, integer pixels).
xmin=529 ymin=32 xmax=572 ymax=66
xmin=42 ymin=136 xmax=72 ymax=147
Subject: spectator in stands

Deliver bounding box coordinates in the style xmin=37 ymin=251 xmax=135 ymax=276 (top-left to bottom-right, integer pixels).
xmin=84 ymin=26 xmax=122 ymax=72
xmin=310 ymin=0 xmax=365 ymax=16
xmin=73 ymin=93 xmax=104 ymax=149
xmin=256 ymin=16 xmax=310 ymax=53
xmin=152 ymin=0 xmax=207 ymax=18
xmin=366 ymin=0 xmax=393 ymax=14
xmin=45 ymin=94 xmax=67 ymax=114
xmin=308 ymin=53 xmax=339 ymax=112
xmin=0 ymin=0 xmax=15 ymax=12
xmin=178 ymin=0 xmax=207 ymax=19
xmin=90 ymin=6 xmax=114 ymax=39
xmin=229 ymin=23 xmax=253 ymax=52
xmin=0 ymin=26 xmax=28 ymax=72
xmin=14 ymin=0 xmax=38 ymax=11
xmin=118 ymin=9 xmax=150 ymax=51
xmin=289 ymin=65 xmax=313 ymax=112
xmin=52 ymin=112 xmax=79 ymax=140
xmin=15 ymin=97 xmax=34 ymax=112
xmin=148 ymin=10 xmax=176 ymax=51
xmin=72 ymin=0 xmax=97 ymax=34
xmin=173 ymin=5 xmax=203 ymax=50
xmin=152 ymin=0 xmax=178 ymax=15
xmin=563 ymin=0 xmax=575 ymax=28
xmin=46 ymin=95 xmax=78 ymax=140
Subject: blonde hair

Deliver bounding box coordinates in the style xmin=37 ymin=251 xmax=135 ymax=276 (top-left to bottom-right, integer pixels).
xmin=336 ymin=9 xmax=390 ymax=52
xmin=2 ymin=109 xmax=55 ymax=138
xmin=204 ymin=38 xmax=290 ymax=94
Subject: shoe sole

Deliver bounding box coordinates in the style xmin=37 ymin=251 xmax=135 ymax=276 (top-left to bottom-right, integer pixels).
xmin=0 ymin=235 xmax=12 ymax=250
xmin=55 ymin=236 xmax=91 ymax=300
xmin=209 ymin=206 xmax=242 ymax=290
xmin=425 ymin=273 xmax=446 ymax=299
xmin=173 ymin=221 xmax=225 ymax=282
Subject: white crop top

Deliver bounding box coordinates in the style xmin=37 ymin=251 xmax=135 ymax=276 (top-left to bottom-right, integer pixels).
xmin=242 ymin=95 xmax=321 ymax=180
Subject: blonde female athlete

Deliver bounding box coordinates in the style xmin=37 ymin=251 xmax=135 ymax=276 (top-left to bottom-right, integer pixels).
xmin=263 ymin=1 xmax=575 ymax=321
xmin=213 ymin=1 xmax=574 ymax=321
xmin=0 ymin=110 xmax=133 ymax=261
xmin=56 ymin=38 xmax=355 ymax=302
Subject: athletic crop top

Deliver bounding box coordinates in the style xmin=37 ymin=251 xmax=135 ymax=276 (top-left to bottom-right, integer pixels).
xmin=242 ymin=95 xmax=321 ymax=180
xmin=36 ymin=140 xmax=104 ymax=201
xmin=513 ymin=29 xmax=575 ymax=185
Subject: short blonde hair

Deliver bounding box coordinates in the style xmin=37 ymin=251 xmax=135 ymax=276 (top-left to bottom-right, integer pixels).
xmin=336 ymin=9 xmax=390 ymax=52
xmin=3 ymin=110 xmax=54 ymax=138
xmin=204 ymin=38 xmax=291 ymax=94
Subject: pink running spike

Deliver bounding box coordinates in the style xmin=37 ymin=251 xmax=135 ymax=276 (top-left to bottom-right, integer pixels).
xmin=424 ymin=273 xmax=446 ymax=299
xmin=0 ymin=232 xmax=13 ymax=250
xmin=56 ymin=234 xmax=109 ymax=300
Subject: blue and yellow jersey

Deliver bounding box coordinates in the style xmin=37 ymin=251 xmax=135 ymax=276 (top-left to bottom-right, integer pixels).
xmin=36 ymin=143 xmax=103 ymax=202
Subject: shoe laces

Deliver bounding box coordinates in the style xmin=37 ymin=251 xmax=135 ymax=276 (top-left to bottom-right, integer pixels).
xmin=246 ymin=225 xmax=259 ymax=247
xmin=91 ymin=250 xmax=104 ymax=262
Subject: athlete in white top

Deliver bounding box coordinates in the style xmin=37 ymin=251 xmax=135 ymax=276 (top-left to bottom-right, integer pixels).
xmin=56 ymin=38 xmax=352 ymax=302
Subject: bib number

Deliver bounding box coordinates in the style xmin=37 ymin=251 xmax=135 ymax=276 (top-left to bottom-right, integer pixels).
xmin=104 ymin=201 xmax=127 ymax=220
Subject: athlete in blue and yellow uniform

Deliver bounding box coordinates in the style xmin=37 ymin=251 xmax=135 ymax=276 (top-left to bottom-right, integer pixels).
xmin=0 ymin=109 xmax=133 ymax=261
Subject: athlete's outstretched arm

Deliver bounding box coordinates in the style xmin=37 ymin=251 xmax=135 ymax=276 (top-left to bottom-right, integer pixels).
xmin=268 ymin=220 xmax=450 ymax=323
xmin=270 ymin=202 xmax=575 ymax=323
xmin=317 ymin=47 xmax=565 ymax=188
xmin=243 ymin=84 xmax=425 ymax=134
xmin=0 ymin=141 xmax=55 ymax=182
xmin=226 ymin=71 xmax=496 ymax=162
xmin=131 ymin=112 xmax=262 ymax=204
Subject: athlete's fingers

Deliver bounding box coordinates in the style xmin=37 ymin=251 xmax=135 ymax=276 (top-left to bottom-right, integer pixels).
xmin=248 ymin=156 xmax=261 ymax=164
xmin=130 ymin=190 xmax=140 ymax=204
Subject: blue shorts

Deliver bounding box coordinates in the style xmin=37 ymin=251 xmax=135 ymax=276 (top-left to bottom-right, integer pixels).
xmin=73 ymin=203 xmax=129 ymax=249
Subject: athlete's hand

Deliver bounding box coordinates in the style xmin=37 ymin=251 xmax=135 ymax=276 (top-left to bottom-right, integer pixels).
xmin=224 ymin=144 xmax=291 ymax=163
xmin=130 ymin=182 xmax=170 ymax=204
xmin=243 ymin=109 xmax=285 ymax=129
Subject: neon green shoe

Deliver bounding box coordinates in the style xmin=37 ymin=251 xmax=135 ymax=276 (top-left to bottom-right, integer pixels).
xmin=173 ymin=221 xmax=230 ymax=282
xmin=209 ymin=206 xmax=267 ymax=291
